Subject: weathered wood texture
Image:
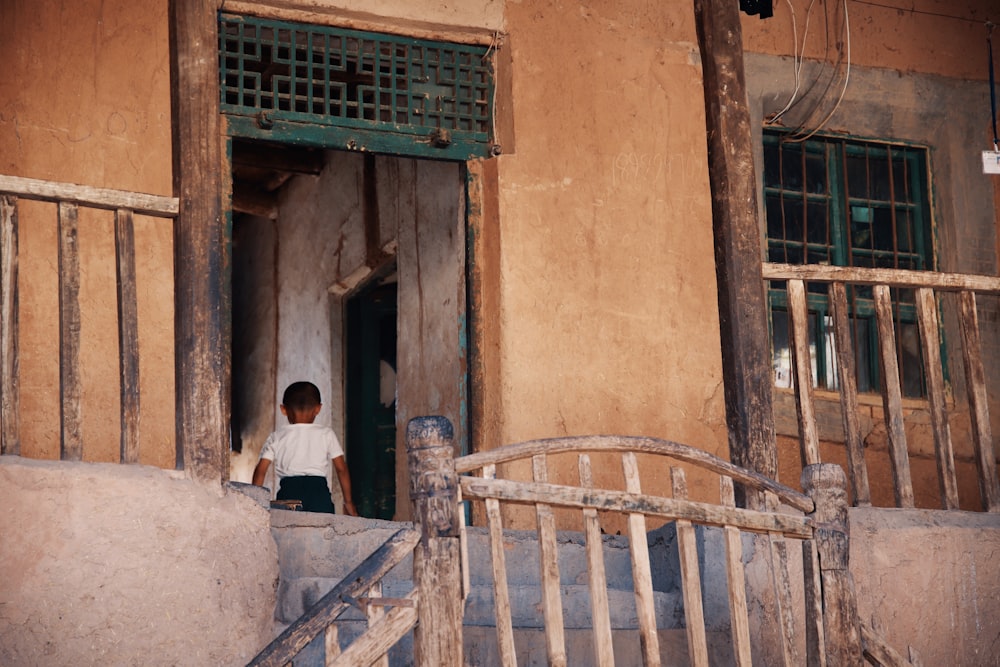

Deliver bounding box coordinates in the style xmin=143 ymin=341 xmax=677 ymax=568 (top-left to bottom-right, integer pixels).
xmin=407 ymin=416 xmax=463 ymax=667
xmin=624 ymin=453 xmax=659 ymax=666
xmin=957 ymin=291 xmax=1000 ymax=512
xmin=395 ymin=160 xmax=466 ymax=520
xmin=0 ymin=174 xmax=178 ymax=216
xmin=247 ymin=528 xmax=419 ymax=667
xmin=788 ymin=279 xmax=821 ymax=466
xmin=329 ymin=594 xmax=418 ymax=667
xmin=802 ymin=464 xmax=863 ymax=666
xmin=58 ymin=202 xmax=83 ymax=461
xmin=533 ymin=455 xmax=568 ymax=666
xmin=170 ymin=0 xmax=229 ymax=482
xmin=672 ymin=467 xmax=708 ymax=667
xmin=860 ymin=624 xmax=918 ymax=667
xmin=0 ymin=196 xmax=19 ymax=455
xmin=482 ymin=463 xmax=517 ymax=667
xmin=579 ymin=455 xmax=615 ymax=667
xmin=828 ymin=282 xmax=870 ymax=506
xmin=721 ymin=477 xmax=754 ymax=667
xmin=115 ymin=208 xmax=141 ymax=464
xmin=694 ymin=0 xmax=777 ymax=497
xmin=764 ymin=261 xmax=1000 ymax=512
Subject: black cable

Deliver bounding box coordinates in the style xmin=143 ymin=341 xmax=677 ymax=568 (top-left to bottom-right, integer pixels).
xmin=850 ymin=0 xmax=994 ymax=25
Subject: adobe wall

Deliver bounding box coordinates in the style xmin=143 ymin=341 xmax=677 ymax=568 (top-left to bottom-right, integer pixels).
xmin=0 ymin=455 xmax=278 ymax=667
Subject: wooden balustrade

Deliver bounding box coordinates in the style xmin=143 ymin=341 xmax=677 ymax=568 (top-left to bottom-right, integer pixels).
xmin=763 ymin=262 xmax=1000 ymax=512
xmin=0 ymin=175 xmax=178 ymax=463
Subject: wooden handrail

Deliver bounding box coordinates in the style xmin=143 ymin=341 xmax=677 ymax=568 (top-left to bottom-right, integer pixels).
xmin=0 ymin=174 xmax=177 ymax=217
xmin=762 ymin=262 xmax=1000 ymax=293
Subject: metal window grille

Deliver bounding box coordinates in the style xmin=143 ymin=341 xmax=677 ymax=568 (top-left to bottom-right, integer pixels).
xmin=219 ymin=14 xmax=495 ymax=152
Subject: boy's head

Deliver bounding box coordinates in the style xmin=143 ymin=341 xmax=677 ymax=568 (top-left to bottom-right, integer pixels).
xmin=281 ymin=381 xmax=322 ymax=424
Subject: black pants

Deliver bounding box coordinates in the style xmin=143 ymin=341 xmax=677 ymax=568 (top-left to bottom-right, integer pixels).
xmin=277 ymin=476 xmax=336 ymax=513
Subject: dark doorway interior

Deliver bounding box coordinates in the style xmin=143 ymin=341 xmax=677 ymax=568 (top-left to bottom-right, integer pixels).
xmin=345 ymin=275 xmax=398 ymax=519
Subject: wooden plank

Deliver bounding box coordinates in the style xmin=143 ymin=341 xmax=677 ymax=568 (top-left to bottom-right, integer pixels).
xmin=828 ymin=282 xmax=871 ymax=506
xmin=0 ymin=174 xmax=178 ymax=217
xmin=768 ymin=531 xmax=798 ymax=667
xmin=248 ymin=528 xmax=419 ymax=667
xmin=873 ymin=285 xmax=915 ymax=508
xmin=533 ymin=454 xmax=568 ymax=667
xmin=366 ymin=581 xmax=389 ymax=667
xmin=802 ymin=539 xmax=827 ymax=667
xmin=720 ymin=477 xmax=753 ymax=667
xmin=673 ymin=468 xmax=708 ymax=667
xmin=329 ymin=593 xmax=419 ymax=667
xmin=763 ymin=262 xmax=1000 ymax=294
xmin=459 ymin=486 xmax=471 ymax=601
xmin=459 ymin=477 xmax=813 ymax=538
xmin=623 ymin=453 xmax=660 ymax=666
xmin=456 ymin=436 xmax=813 ymax=513
xmin=915 ymin=288 xmax=959 ymax=510
xmin=579 ymin=455 xmax=615 ymax=667
xmin=170 ymin=0 xmax=228 ymax=482
xmin=693 ymin=0 xmax=779 ymax=498
xmin=860 ymin=625 xmax=915 ymax=667
xmin=483 ymin=464 xmax=517 ymax=667
xmin=788 ymin=279 xmax=821 ymax=466
xmin=0 ymin=195 xmax=20 ymax=455
xmin=958 ymin=291 xmax=1000 ymax=512
xmin=115 ymin=208 xmax=141 ymax=464
xmin=58 ymin=202 xmax=83 ymax=461
xmin=324 ymin=624 xmax=340 ymax=664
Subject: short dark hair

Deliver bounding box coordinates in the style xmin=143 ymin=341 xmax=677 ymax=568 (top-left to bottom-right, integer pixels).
xmin=282 ymin=381 xmax=321 ymax=412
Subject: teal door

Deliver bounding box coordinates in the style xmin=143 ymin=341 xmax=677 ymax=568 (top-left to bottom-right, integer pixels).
xmin=345 ymin=280 xmax=397 ymax=519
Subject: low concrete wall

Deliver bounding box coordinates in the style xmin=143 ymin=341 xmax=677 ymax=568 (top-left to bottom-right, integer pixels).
xmin=0 ymin=456 xmax=278 ymax=667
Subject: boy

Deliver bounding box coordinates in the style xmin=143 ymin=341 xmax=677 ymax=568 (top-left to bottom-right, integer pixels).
xmin=252 ymin=381 xmax=357 ymax=515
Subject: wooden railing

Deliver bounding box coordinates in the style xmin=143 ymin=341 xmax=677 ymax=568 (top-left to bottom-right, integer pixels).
xmin=763 ymin=262 xmax=1000 ymax=512
xmin=0 ymin=175 xmax=178 ymax=463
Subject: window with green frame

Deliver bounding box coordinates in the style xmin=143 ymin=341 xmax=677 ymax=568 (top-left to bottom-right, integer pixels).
xmin=763 ymin=130 xmax=934 ymax=398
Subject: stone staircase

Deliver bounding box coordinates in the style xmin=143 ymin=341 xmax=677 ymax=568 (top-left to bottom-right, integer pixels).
xmin=266 ymin=509 xmax=739 ymax=666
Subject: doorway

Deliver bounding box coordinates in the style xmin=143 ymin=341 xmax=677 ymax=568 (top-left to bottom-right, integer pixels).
xmin=345 ymin=274 xmax=398 ymax=519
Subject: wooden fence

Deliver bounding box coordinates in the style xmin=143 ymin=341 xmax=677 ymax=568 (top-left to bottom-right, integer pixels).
xmin=763 ymin=262 xmax=1000 ymax=513
xmin=0 ymin=175 xmax=178 ymax=462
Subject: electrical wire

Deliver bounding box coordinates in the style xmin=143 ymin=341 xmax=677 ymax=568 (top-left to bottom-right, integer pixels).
xmin=766 ymin=0 xmax=818 ymax=124
xmin=849 ymin=0 xmax=995 ymax=25
xmin=784 ymin=0 xmax=852 ymax=143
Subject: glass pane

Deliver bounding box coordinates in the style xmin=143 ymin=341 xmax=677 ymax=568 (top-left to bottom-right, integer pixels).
xmin=804 ymin=152 xmax=827 ymax=194
xmin=822 ymin=314 xmax=839 ymax=390
xmin=896 ymin=209 xmax=913 ymax=253
xmin=766 ymin=194 xmax=786 ymax=241
xmin=852 ymin=317 xmax=872 ymax=393
xmin=846 ymin=154 xmax=868 ymax=198
xmin=805 ymin=201 xmax=829 ymax=245
xmin=764 ymin=143 xmax=781 ymax=185
xmin=892 ymin=157 xmax=909 ymax=202
xmin=772 ymin=309 xmax=792 ymax=388
xmin=872 ymin=207 xmax=895 ymax=252
xmin=781 ymin=146 xmax=804 ymax=190
xmin=870 ymin=154 xmax=891 ymax=200
xmin=851 ymin=210 xmax=873 ymax=251
xmin=783 ymin=198 xmax=804 ymax=244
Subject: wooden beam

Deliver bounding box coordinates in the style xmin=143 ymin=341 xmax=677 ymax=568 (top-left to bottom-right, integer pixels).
xmin=0 ymin=174 xmax=178 ymax=216
xmin=170 ymin=0 xmax=229 ymax=482
xmin=58 ymin=202 xmax=83 ymax=461
xmin=0 ymin=196 xmax=19 ymax=455
xmin=115 ymin=208 xmax=141 ymax=464
xmin=694 ymin=0 xmax=777 ymax=497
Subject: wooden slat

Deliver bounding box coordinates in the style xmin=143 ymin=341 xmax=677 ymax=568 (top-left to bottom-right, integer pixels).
xmin=533 ymin=454 xmax=567 ymax=667
xmin=366 ymin=581 xmax=389 ymax=667
xmin=828 ymin=282 xmax=871 ymax=506
xmin=459 ymin=477 xmax=813 ymax=538
xmin=720 ymin=477 xmax=753 ymax=667
xmin=769 ymin=531 xmax=798 ymax=667
xmin=957 ymin=291 xmax=1000 ymax=512
xmin=860 ymin=623 xmax=914 ymax=667
xmin=329 ymin=592 xmax=419 ymax=667
xmin=673 ymin=468 xmax=708 ymax=667
xmin=248 ymin=528 xmax=419 ymax=667
xmin=579 ymin=455 xmax=615 ymax=667
xmin=873 ymin=285 xmax=914 ymax=508
xmin=456 ymin=436 xmax=813 ymax=513
xmin=483 ymin=464 xmax=517 ymax=667
xmin=0 ymin=195 xmax=19 ymax=455
xmin=324 ymin=624 xmax=340 ymax=665
xmin=788 ymin=279 xmax=821 ymax=466
xmin=623 ymin=453 xmax=660 ymax=666
xmin=58 ymin=202 xmax=83 ymax=461
xmin=458 ymin=486 xmax=471 ymax=601
xmin=763 ymin=262 xmax=1000 ymax=293
xmin=115 ymin=208 xmax=140 ymax=464
xmin=915 ymin=288 xmax=958 ymax=510
xmin=0 ymin=174 xmax=178 ymax=217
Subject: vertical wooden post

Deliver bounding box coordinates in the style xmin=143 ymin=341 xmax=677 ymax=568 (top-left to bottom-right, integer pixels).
xmin=407 ymin=416 xmax=463 ymax=667
xmin=115 ymin=208 xmax=141 ymax=464
xmin=169 ymin=0 xmax=229 ymax=483
xmin=58 ymin=202 xmax=83 ymax=461
xmin=0 ymin=195 xmax=19 ymax=455
xmin=693 ymin=0 xmax=778 ymax=501
xmin=802 ymin=464 xmax=862 ymax=666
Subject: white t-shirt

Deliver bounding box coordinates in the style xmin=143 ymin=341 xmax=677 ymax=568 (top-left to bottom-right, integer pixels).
xmin=259 ymin=423 xmax=345 ymax=481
